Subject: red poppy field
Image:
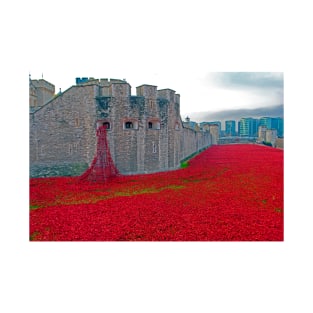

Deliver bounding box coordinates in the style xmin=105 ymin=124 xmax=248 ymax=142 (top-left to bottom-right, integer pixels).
xmin=29 ymin=144 xmax=283 ymax=241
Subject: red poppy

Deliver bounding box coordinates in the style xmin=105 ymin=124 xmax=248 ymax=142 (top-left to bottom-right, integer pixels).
xmin=30 ymin=144 xmax=283 ymax=241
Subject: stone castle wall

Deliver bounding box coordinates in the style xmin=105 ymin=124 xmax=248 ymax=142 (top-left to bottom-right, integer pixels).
xmin=30 ymin=79 xmax=55 ymax=109
xmin=30 ymin=85 xmax=98 ymax=176
xmin=30 ymin=79 xmax=212 ymax=177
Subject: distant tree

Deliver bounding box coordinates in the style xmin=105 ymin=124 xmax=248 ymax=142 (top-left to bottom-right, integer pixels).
xmin=263 ymin=141 xmax=272 ymax=147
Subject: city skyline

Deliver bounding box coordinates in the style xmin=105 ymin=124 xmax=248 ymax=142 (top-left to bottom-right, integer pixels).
xmin=187 ymin=111 xmax=283 ymax=133
xmin=185 ymin=103 xmax=283 ymax=125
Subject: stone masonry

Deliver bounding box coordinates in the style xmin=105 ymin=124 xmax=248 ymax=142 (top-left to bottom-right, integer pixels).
xmin=29 ymin=78 xmax=212 ymax=177
xmin=29 ymin=77 xmax=55 ymax=110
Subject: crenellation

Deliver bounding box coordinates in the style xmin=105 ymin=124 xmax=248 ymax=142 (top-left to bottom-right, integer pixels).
xmin=99 ymin=78 xmax=110 ymax=86
xmin=136 ymin=85 xmax=158 ymax=98
xmin=30 ymin=77 xmax=212 ymax=177
xmin=158 ymin=88 xmax=176 ymax=102
xmin=111 ymin=82 xmax=131 ymax=98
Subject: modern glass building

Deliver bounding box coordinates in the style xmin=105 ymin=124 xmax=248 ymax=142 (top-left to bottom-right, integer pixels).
xmin=276 ymin=117 xmax=284 ymax=137
xmin=225 ymin=120 xmax=236 ymax=136
xmin=259 ymin=117 xmax=272 ymax=129
xmin=239 ymin=118 xmax=259 ymax=137
xmin=259 ymin=117 xmax=284 ymax=137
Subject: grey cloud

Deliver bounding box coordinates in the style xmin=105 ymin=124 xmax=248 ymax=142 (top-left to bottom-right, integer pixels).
xmin=211 ymin=72 xmax=284 ymax=90
xmin=185 ymin=104 xmax=284 ymax=124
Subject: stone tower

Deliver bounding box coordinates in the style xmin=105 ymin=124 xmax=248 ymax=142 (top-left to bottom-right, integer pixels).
xmin=29 ymin=76 xmax=55 ymax=109
xmin=29 ymin=77 xmax=212 ymax=177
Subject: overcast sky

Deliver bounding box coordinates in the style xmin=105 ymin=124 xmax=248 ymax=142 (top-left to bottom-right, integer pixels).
xmin=25 ymin=0 xmax=286 ymax=126
xmin=185 ymin=72 xmax=284 ymax=124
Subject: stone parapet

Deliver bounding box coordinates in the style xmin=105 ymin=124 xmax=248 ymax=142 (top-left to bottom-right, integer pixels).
xmin=30 ymin=78 xmax=212 ymax=177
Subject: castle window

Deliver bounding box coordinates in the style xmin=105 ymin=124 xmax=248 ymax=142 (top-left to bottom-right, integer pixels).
xmin=125 ymin=121 xmax=133 ymax=129
xmin=103 ymin=122 xmax=110 ymax=129
xmin=175 ymin=122 xmax=180 ymax=130
xmin=97 ymin=119 xmax=112 ymax=130
xmin=147 ymin=119 xmax=160 ymax=130
xmin=123 ymin=119 xmax=138 ymax=130
xmin=152 ymin=142 xmax=157 ymax=153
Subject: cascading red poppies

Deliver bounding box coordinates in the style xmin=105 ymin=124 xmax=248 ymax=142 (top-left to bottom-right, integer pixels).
xmin=79 ymin=125 xmax=119 ymax=182
xmin=29 ymin=144 xmax=283 ymax=241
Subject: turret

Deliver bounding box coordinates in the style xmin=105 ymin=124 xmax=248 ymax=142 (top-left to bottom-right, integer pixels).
xmin=110 ymin=81 xmax=131 ymax=97
xmin=157 ymin=89 xmax=175 ymax=102
xmin=136 ymin=84 xmax=157 ymax=99
xmin=29 ymin=78 xmax=55 ymax=108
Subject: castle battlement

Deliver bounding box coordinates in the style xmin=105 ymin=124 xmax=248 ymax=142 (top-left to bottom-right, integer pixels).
xmin=76 ymin=78 xmax=180 ymax=103
xmin=136 ymin=84 xmax=157 ymax=98
xmin=76 ymin=77 xmax=128 ymax=86
xmin=30 ymin=77 xmax=212 ymax=177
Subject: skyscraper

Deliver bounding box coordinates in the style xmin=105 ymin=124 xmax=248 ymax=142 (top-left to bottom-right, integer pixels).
xmin=225 ymin=120 xmax=236 ymax=136
xmin=239 ymin=118 xmax=259 ymax=137
xmin=276 ymin=117 xmax=284 ymax=137
xmin=259 ymin=117 xmax=272 ymax=129
xmin=259 ymin=117 xmax=284 ymax=137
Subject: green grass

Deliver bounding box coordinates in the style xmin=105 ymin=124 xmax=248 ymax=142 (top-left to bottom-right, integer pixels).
xmin=180 ymin=147 xmax=209 ymax=169
xmin=180 ymin=161 xmax=189 ymax=168
xmin=30 ymin=184 xmax=186 ymax=209
xmin=30 ymin=205 xmax=40 ymax=210
xmin=113 ymin=184 xmax=185 ymax=197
